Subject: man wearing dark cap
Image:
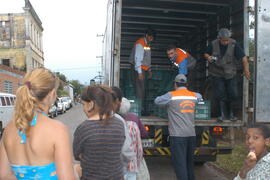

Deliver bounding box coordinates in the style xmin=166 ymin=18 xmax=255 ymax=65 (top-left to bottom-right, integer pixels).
xmin=204 ymin=28 xmax=250 ymax=122
xmin=129 ymin=28 xmax=156 ymax=114
xmin=154 ymin=74 xmax=202 ymax=180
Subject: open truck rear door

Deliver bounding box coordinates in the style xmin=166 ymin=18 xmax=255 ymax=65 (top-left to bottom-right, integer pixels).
xmin=254 ymin=0 xmax=270 ymax=123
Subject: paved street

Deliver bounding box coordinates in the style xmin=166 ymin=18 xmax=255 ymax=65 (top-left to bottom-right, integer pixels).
xmin=55 ymin=104 xmax=231 ymax=180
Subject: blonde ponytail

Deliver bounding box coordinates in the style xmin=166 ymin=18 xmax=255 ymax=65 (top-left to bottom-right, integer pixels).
xmin=14 ymin=68 xmax=59 ymax=132
xmin=14 ymin=85 xmax=37 ymax=131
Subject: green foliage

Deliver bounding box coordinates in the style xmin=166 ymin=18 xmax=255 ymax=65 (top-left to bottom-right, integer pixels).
xmin=69 ymin=80 xmax=84 ymax=96
xmin=55 ymin=72 xmax=68 ymax=83
xmin=215 ymin=144 xmax=247 ymax=174
xmin=249 ymin=38 xmax=255 ymax=58
xmin=57 ymin=89 xmax=69 ymax=96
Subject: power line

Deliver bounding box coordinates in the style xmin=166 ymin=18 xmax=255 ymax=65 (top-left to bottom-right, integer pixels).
xmin=53 ymin=66 xmax=100 ymax=71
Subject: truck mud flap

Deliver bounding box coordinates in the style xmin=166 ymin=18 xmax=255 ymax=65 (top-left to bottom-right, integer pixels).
xmin=143 ymin=147 xmax=171 ymax=156
xmin=194 ymin=146 xmax=232 ymax=156
xmin=143 ymin=146 xmax=232 ymax=156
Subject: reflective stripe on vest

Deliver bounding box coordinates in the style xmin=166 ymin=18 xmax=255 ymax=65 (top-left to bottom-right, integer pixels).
xmin=171 ymin=88 xmax=197 ymax=98
xmin=175 ymin=48 xmax=188 ymax=65
xmin=170 ymin=89 xmax=197 ymax=114
xmin=136 ymin=37 xmax=151 ymax=70
xmin=140 ymin=65 xmax=150 ymax=71
xmin=135 ymin=38 xmax=151 ymax=50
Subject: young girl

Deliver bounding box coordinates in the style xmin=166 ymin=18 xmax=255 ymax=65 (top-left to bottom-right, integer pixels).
xmin=234 ymin=124 xmax=270 ymax=179
xmin=73 ymin=85 xmax=125 ymax=180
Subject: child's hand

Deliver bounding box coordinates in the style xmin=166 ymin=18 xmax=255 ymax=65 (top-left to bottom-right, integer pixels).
xmin=239 ymin=150 xmax=257 ymax=178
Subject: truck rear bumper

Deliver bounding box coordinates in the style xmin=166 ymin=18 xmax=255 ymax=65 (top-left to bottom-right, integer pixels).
xmin=143 ymin=146 xmax=232 ymax=156
xmin=141 ymin=116 xmax=244 ymax=127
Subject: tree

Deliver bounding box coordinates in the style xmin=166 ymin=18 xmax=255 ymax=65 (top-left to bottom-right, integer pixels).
xmin=70 ymin=80 xmax=84 ymax=96
xmin=55 ymin=72 xmax=68 ymax=83
xmin=54 ymin=72 xmax=68 ymax=96
xmin=249 ymin=38 xmax=255 ymax=57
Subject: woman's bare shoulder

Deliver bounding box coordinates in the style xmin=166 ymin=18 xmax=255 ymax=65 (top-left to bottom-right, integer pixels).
xmin=42 ymin=117 xmax=69 ymax=134
xmin=2 ymin=120 xmax=16 ymax=135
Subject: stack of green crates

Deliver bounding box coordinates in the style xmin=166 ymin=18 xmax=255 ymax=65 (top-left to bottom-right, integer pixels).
xmin=120 ymin=69 xmax=136 ymax=99
xmin=120 ymin=68 xmax=178 ymax=118
xmin=195 ymin=100 xmax=211 ymax=120
xmin=158 ymin=106 xmax=168 ymax=119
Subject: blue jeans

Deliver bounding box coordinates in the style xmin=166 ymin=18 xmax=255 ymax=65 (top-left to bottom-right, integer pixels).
xmin=213 ymin=76 xmax=238 ymax=102
xmin=178 ymin=58 xmax=188 ymax=75
xmin=170 ymin=136 xmax=196 ymax=180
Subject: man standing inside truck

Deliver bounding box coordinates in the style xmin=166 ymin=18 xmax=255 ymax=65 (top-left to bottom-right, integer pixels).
xmin=204 ymin=28 xmax=250 ymax=122
xmin=129 ymin=29 xmax=156 ymax=115
xmin=166 ymin=45 xmax=190 ymax=75
xmin=154 ymin=74 xmax=202 ymax=180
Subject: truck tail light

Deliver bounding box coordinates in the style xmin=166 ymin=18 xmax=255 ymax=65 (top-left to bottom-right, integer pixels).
xmin=212 ymin=126 xmax=223 ymax=135
xmin=144 ymin=125 xmax=150 ymax=132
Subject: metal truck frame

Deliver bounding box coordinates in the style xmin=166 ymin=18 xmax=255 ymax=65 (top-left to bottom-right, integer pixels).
xmin=101 ymin=0 xmax=269 ymax=163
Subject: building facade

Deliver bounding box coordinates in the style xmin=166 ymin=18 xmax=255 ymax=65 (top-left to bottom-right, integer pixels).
xmin=64 ymin=84 xmax=74 ymax=101
xmin=0 ymin=0 xmax=43 ymax=94
xmin=0 ymin=64 xmax=24 ymax=94
xmin=0 ymin=0 xmax=44 ymax=72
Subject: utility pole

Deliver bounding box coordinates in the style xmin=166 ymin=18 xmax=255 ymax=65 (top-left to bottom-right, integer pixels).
xmin=90 ymin=71 xmax=103 ymax=85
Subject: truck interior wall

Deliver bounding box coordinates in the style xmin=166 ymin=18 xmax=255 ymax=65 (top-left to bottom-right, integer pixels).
xmin=119 ymin=0 xmax=246 ymax=118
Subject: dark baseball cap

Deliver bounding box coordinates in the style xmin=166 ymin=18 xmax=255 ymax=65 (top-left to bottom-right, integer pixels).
xmin=174 ymin=74 xmax=187 ymax=83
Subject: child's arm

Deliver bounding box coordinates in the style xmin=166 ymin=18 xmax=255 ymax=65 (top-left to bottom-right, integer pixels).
xmin=237 ymin=151 xmax=257 ymax=179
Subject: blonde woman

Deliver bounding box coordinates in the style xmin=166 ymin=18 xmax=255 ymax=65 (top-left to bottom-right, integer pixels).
xmin=0 ymin=68 xmax=76 ymax=180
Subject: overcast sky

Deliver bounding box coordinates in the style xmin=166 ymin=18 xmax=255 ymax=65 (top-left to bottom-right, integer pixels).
xmin=0 ymin=0 xmax=107 ymax=84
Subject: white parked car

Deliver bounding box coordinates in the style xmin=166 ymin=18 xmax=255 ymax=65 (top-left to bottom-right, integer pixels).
xmin=0 ymin=93 xmax=16 ymax=132
xmin=66 ymin=97 xmax=73 ymax=108
xmin=60 ymin=97 xmax=71 ymax=110
xmin=48 ymin=104 xmax=58 ymax=118
xmin=56 ymin=97 xmax=66 ymax=114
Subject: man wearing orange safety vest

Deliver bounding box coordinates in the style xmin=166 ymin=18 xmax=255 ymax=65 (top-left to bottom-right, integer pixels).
xmin=167 ymin=45 xmax=194 ymax=75
xmin=155 ymin=74 xmax=202 ymax=180
xmin=129 ymin=29 xmax=156 ymax=114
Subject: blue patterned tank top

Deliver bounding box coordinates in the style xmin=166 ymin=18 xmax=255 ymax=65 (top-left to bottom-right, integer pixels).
xmin=11 ymin=111 xmax=58 ymax=179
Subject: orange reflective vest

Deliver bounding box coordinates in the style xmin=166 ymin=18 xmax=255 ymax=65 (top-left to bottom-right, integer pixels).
xmin=175 ymin=48 xmax=188 ymax=65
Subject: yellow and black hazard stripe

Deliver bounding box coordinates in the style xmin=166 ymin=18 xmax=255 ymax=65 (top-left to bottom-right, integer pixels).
xmin=143 ymin=147 xmax=218 ymax=156
xmin=201 ymin=130 xmax=210 ymax=145
xmin=211 ymin=151 xmax=217 ymax=156
xmin=194 ymin=149 xmax=199 ymax=155
xmin=143 ymin=149 xmax=152 ymax=156
xmin=143 ymin=147 xmax=171 ymax=156
xmin=154 ymin=128 xmax=162 ymax=145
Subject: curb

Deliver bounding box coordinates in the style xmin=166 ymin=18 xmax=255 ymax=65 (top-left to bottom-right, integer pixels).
xmin=206 ymin=162 xmax=236 ymax=179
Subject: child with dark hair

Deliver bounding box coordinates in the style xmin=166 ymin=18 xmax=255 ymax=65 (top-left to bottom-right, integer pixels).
xmin=73 ymin=85 xmax=125 ymax=180
xmin=234 ymin=124 xmax=270 ymax=179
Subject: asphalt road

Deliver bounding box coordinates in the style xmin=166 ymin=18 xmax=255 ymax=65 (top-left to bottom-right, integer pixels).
xmin=55 ymin=104 xmax=231 ymax=180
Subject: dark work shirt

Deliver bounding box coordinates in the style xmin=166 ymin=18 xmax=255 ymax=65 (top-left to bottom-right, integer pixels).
xmin=206 ymin=41 xmax=246 ymax=60
xmin=73 ymin=117 xmax=125 ymax=180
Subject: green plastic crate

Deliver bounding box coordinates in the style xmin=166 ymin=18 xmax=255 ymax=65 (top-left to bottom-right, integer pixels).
xmin=195 ymin=100 xmax=211 ymax=120
xmin=129 ymin=99 xmax=142 ymax=117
